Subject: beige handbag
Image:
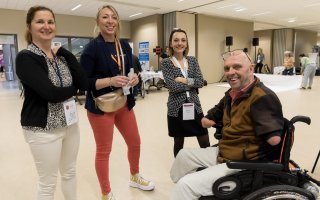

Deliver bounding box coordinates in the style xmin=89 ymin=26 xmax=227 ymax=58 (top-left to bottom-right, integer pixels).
xmin=93 ymin=88 xmax=127 ymax=112
xmin=92 ymin=38 xmax=127 ymax=113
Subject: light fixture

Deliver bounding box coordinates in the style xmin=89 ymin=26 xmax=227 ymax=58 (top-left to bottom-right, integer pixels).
xmin=217 ymin=4 xmax=237 ymax=9
xmin=252 ymin=11 xmax=271 ymax=16
xmin=129 ymin=13 xmax=143 ymax=18
xmin=288 ymin=18 xmax=296 ymax=23
xmin=235 ymin=7 xmax=247 ymax=12
xmin=71 ymin=4 xmax=82 ymax=11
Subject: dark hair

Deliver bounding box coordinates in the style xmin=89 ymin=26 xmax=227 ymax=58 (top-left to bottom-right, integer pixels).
xmin=168 ymin=28 xmax=189 ymax=56
xmin=25 ymin=6 xmax=55 ymax=44
xmin=299 ymin=53 xmax=306 ymax=57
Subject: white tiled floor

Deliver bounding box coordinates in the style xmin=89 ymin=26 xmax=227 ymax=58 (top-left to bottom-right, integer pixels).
xmin=0 ymin=76 xmax=319 ymax=200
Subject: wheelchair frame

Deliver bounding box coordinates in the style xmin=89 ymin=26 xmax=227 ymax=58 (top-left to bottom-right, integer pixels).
xmin=200 ymin=115 xmax=320 ymax=200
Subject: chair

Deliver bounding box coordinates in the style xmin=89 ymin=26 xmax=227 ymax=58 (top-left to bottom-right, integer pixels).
xmin=311 ymin=149 xmax=320 ymax=174
xmin=199 ymin=115 xmax=320 ymax=200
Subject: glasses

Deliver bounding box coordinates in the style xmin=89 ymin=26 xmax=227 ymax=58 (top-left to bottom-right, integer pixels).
xmin=222 ymin=49 xmax=252 ymax=63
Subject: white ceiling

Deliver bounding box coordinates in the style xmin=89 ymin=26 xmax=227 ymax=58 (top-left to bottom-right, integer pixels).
xmin=1 ymin=0 xmax=320 ymax=34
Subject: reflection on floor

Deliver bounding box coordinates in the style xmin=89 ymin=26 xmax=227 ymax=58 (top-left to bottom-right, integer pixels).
xmin=0 ymin=76 xmax=319 ymax=200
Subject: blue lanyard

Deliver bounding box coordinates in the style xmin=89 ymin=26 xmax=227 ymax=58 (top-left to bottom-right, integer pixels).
xmin=51 ymin=51 xmax=63 ymax=87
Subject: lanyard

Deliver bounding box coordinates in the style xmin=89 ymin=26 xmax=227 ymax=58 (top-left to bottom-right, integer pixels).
xmin=172 ymin=56 xmax=188 ymax=78
xmin=110 ymin=40 xmax=124 ymax=74
xmin=51 ymin=50 xmax=63 ymax=87
xmin=172 ymin=56 xmax=190 ymax=98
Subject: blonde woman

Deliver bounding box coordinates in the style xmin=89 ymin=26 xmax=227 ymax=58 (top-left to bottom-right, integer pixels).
xmin=80 ymin=5 xmax=155 ymax=200
xmin=283 ymin=51 xmax=295 ymax=75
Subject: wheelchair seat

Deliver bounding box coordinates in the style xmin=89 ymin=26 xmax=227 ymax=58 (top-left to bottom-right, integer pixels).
xmin=200 ymin=115 xmax=320 ymax=200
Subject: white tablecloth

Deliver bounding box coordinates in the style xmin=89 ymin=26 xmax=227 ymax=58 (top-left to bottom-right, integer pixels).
xmin=140 ymin=71 xmax=164 ymax=83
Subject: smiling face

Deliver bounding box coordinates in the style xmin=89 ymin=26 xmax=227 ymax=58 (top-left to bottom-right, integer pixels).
xmin=28 ymin=10 xmax=56 ymax=44
xmin=170 ymin=31 xmax=188 ymax=56
xmin=223 ymin=52 xmax=254 ymax=91
xmin=96 ymin=6 xmax=119 ymax=40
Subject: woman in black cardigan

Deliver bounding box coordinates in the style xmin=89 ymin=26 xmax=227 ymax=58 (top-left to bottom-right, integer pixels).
xmin=80 ymin=5 xmax=155 ymax=200
xmin=16 ymin=6 xmax=88 ymax=200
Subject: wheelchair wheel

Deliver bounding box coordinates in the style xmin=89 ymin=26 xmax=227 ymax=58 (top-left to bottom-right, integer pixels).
xmin=212 ymin=176 xmax=241 ymax=199
xmin=243 ymin=185 xmax=315 ymax=200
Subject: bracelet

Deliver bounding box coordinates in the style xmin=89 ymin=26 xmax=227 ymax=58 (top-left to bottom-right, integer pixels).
xmin=108 ymin=77 xmax=112 ymax=87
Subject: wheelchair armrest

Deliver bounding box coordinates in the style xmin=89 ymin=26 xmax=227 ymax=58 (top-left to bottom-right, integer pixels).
xmin=226 ymin=160 xmax=283 ymax=171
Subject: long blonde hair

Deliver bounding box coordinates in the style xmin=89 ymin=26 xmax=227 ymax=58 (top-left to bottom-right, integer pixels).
xmin=93 ymin=5 xmax=120 ymax=38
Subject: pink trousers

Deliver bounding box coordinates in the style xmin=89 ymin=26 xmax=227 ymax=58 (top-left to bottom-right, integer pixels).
xmin=87 ymin=105 xmax=141 ymax=194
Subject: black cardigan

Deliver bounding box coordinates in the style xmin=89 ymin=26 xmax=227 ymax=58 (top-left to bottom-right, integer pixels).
xmin=16 ymin=47 xmax=88 ymax=128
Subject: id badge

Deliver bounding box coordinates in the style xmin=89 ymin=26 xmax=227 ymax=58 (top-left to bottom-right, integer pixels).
xmin=183 ymin=103 xmax=195 ymax=120
xmin=63 ymin=99 xmax=78 ymax=126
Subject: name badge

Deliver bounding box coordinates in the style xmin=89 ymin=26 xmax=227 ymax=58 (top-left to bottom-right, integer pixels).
xmin=183 ymin=103 xmax=195 ymax=120
xmin=63 ymin=99 xmax=78 ymax=126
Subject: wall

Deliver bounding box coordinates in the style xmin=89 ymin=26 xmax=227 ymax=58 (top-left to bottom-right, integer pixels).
xmin=254 ymin=30 xmax=273 ymax=70
xmin=131 ymin=14 xmax=163 ymax=70
xmin=197 ymin=14 xmax=254 ymax=83
xmin=176 ymin=12 xmax=196 ymax=56
xmin=295 ymin=29 xmax=317 ymax=56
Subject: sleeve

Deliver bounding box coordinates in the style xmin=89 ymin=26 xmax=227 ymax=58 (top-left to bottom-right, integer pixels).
xmin=56 ymin=47 xmax=88 ymax=91
xmin=16 ymin=51 xmax=77 ymax=103
xmin=250 ymin=93 xmax=284 ymax=137
xmin=161 ymin=58 xmax=190 ymax=93
xmin=205 ymin=97 xmax=225 ymax=122
xmin=80 ymin=41 xmax=98 ymax=91
xmin=187 ymin=57 xmax=204 ymax=88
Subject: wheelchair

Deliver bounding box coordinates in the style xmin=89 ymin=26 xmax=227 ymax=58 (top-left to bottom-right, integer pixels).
xmin=199 ymin=115 xmax=320 ymax=200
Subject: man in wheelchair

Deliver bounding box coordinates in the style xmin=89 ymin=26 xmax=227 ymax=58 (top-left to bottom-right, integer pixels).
xmin=169 ymin=49 xmax=320 ymax=200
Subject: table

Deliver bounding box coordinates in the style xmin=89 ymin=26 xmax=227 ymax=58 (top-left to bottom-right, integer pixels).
xmin=139 ymin=71 xmax=165 ymax=97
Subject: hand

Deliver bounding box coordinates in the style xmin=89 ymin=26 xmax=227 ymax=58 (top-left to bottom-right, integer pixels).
xmin=110 ymin=75 xmax=129 ymax=87
xmin=129 ymin=73 xmax=139 ymax=87
xmin=201 ymin=117 xmax=215 ymax=128
xmin=175 ymin=77 xmax=187 ymax=84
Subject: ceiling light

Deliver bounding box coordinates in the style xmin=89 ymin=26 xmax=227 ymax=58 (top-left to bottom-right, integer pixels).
xmin=71 ymin=4 xmax=82 ymax=11
xmin=252 ymin=11 xmax=271 ymax=16
xmin=177 ymin=0 xmax=185 ymax=2
xmin=235 ymin=7 xmax=247 ymax=12
xmin=217 ymin=4 xmax=237 ymax=9
xmin=129 ymin=13 xmax=143 ymax=18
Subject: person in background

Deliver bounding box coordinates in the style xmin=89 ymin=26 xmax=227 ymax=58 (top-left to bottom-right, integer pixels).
xmin=132 ymin=54 xmax=142 ymax=97
xmin=169 ymin=49 xmax=283 ymax=200
xmin=0 ymin=49 xmax=4 ymax=77
xmin=299 ymin=53 xmax=316 ymax=89
xmin=160 ymin=46 xmax=169 ymax=60
xmin=255 ymin=48 xmax=265 ymax=73
xmin=160 ymin=28 xmax=210 ymax=157
xmin=282 ymin=51 xmax=295 ymax=75
xmin=80 ymin=5 xmax=155 ymax=200
xmin=16 ymin=6 xmax=88 ymax=200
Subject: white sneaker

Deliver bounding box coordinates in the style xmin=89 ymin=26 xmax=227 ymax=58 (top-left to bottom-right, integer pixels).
xmin=129 ymin=173 xmax=155 ymax=191
xmin=101 ymin=192 xmax=116 ymax=200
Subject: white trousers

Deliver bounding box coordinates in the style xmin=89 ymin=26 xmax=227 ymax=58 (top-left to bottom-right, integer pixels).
xmin=170 ymin=147 xmax=240 ymax=200
xmin=301 ymin=63 xmax=316 ymax=88
xmin=23 ymin=124 xmax=80 ymax=200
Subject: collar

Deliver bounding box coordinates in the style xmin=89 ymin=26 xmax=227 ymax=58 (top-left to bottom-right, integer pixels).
xmin=226 ymin=76 xmax=260 ymax=104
